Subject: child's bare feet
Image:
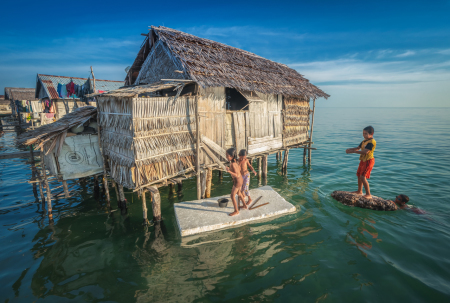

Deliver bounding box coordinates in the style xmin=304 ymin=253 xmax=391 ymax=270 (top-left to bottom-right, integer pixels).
xmin=363 ymin=194 xmax=372 ymax=199
xmin=351 ymin=191 xmax=363 ymax=195
xmin=241 ymin=203 xmax=248 ymax=210
xmin=229 ymin=211 xmax=239 ymax=216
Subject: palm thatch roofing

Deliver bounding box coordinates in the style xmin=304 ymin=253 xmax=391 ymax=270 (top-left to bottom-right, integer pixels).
xmin=17 ymin=106 xmax=97 ymax=153
xmin=4 ymin=87 xmax=35 ymax=100
xmin=128 ymin=26 xmax=329 ymax=100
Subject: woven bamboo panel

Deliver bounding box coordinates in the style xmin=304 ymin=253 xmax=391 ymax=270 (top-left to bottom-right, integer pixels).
xmin=283 ymin=97 xmax=310 ymax=146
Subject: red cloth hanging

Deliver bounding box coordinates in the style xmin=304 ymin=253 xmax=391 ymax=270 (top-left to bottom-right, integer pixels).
xmin=66 ymin=81 xmax=75 ymax=96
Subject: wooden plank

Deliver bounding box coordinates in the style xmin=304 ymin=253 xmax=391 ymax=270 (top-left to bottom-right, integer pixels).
xmin=0 ymin=151 xmax=41 ymax=160
xmin=248 ymin=136 xmax=283 ymax=155
xmin=202 ymin=145 xmax=227 ymax=171
xmin=202 ymin=135 xmax=227 ymax=160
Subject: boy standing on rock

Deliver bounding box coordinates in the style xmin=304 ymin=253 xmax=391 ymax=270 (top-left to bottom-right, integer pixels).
xmin=346 ymin=126 xmax=376 ymax=199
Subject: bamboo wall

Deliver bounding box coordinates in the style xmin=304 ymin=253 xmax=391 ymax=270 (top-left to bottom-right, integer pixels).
xmin=98 ymin=95 xmax=196 ymax=188
xmin=283 ymin=97 xmax=310 ymax=146
xmin=198 ymin=87 xmax=226 ymax=165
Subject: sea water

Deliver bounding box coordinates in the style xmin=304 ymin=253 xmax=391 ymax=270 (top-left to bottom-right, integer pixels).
xmin=0 ymin=107 xmax=449 ymax=302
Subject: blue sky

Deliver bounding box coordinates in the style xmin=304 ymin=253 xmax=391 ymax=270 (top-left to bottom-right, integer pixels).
xmin=1 ymin=0 xmax=449 ymax=107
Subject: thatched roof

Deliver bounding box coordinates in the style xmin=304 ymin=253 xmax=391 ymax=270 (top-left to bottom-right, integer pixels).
xmin=17 ymin=106 xmax=97 ymax=153
xmin=4 ymin=87 xmax=35 ymax=101
xmin=128 ymin=26 xmax=329 ymax=100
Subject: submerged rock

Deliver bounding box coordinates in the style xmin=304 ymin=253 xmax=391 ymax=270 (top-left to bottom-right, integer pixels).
xmin=331 ymin=191 xmax=397 ymax=211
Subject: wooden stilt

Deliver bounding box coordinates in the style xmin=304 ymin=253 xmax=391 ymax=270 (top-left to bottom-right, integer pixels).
xmin=142 ymin=190 xmax=149 ymax=225
xmin=62 ymin=181 xmax=69 ymax=198
xmin=303 ymin=147 xmax=307 ymax=165
xmin=148 ymin=186 xmax=161 ymax=222
xmin=276 ymin=152 xmax=279 ymax=161
xmin=29 ymin=146 xmax=38 ymax=198
xmin=195 ymin=95 xmax=202 ymax=200
xmin=38 ymin=176 xmax=45 ymax=205
xmin=308 ymin=99 xmax=316 ymax=164
xmin=97 ymin=125 xmax=110 ymax=208
xmin=258 ymin=157 xmax=262 ymax=180
xmin=118 ymin=184 xmax=127 ymax=214
xmin=94 ymin=175 xmax=100 ymax=198
xmin=282 ymin=149 xmax=290 ymax=173
xmin=262 ymin=155 xmax=268 ymax=178
xmin=200 ymin=169 xmax=207 ymax=199
xmin=205 ymin=168 xmax=212 ymax=198
xmin=40 ymin=147 xmax=53 ymax=221
xmin=218 ymin=170 xmax=223 ymax=182
xmin=112 ymin=180 xmax=119 ymax=208
xmin=177 ymin=180 xmax=183 ymax=193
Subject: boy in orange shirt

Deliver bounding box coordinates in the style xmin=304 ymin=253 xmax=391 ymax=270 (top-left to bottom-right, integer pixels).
xmin=346 ymin=126 xmax=376 ymax=199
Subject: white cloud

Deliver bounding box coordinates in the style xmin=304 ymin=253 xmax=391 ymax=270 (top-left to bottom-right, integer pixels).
xmin=396 ymin=50 xmax=416 ymax=57
xmin=290 ymin=59 xmax=450 ymax=84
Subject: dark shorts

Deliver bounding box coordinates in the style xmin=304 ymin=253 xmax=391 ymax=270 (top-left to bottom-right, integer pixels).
xmin=357 ymin=158 xmax=375 ymax=179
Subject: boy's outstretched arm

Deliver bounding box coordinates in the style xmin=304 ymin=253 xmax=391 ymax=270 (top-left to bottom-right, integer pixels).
xmin=348 ymin=148 xmax=371 ymax=155
xmin=247 ymin=159 xmax=257 ymax=176
xmin=346 ymin=146 xmax=360 ymax=154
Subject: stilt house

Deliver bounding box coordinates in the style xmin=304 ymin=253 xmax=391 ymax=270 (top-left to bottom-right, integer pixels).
xmin=97 ymin=26 xmax=329 ymax=196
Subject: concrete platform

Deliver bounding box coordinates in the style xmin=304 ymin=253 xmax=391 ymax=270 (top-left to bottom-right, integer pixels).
xmin=174 ymin=186 xmax=296 ymax=236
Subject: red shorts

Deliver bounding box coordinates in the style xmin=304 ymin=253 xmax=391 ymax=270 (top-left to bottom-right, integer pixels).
xmin=357 ymin=158 xmax=375 ymax=179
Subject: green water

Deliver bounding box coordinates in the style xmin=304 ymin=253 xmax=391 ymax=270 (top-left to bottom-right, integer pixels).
xmin=1 ymin=108 xmax=449 ymax=302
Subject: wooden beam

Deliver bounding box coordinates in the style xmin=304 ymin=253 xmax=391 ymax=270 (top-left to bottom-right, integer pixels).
xmin=40 ymin=147 xmax=53 ymax=222
xmin=308 ymin=99 xmax=316 ymax=164
xmin=142 ymin=190 xmax=149 ymax=225
xmin=195 ymin=96 xmax=201 ymax=200
xmin=262 ymin=155 xmax=268 ymax=178
xmin=118 ymin=185 xmax=127 ymax=213
xmin=0 ymin=151 xmax=41 ymax=160
xmin=205 ymin=168 xmax=212 ymax=198
xmin=147 ymin=186 xmax=161 ymax=221
xmin=202 ymin=145 xmax=227 ymax=171
xmin=97 ymin=125 xmax=111 ymax=208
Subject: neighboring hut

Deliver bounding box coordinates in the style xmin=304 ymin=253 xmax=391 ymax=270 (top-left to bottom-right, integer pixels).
xmin=95 ymin=26 xmax=329 ymax=221
xmin=17 ymin=106 xmax=107 ymax=220
xmin=4 ymin=87 xmax=36 ymax=118
xmin=36 ymin=74 xmax=123 ymax=120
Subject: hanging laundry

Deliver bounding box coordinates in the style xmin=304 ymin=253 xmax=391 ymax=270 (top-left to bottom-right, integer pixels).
xmin=57 ymin=83 xmax=63 ymax=98
xmin=61 ymin=84 xmax=68 ymax=99
xmin=66 ymin=81 xmax=75 ymax=96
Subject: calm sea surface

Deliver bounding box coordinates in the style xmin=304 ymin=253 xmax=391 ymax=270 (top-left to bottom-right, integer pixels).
xmin=1 ymin=107 xmax=449 ymax=302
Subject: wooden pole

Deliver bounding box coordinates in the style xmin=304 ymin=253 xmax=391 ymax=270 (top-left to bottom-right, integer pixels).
xmin=195 ymin=96 xmax=201 ymax=200
xmin=97 ymin=126 xmax=111 ymax=208
xmin=29 ymin=146 xmax=38 ymax=197
xmin=94 ymin=175 xmax=100 ymax=198
xmin=258 ymin=157 xmax=262 ymax=180
xmin=308 ymin=99 xmax=316 ymax=164
xmin=118 ymin=185 xmax=126 ymax=213
xmin=200 ymin=169 xmax=207 ymax=199
xmin=303 ymin=147 xmax=307 ymax=165
xmin=62 ymin=181 xmax=69 ymax=198
xmin=112 ymin=180 xmax=119 ymax=208
xmin=177 ymin=180 xmax=183 ymax=193
xmin=218 ymin=170 xmax=223 ymax=182
xmin=148 ymin=186 xmax=161 ymax=222
xmin=262 ymin=155 xmax=268 ymax=178
xmin=142 ymin=190 xmax=149 ymax=225
xmin=282 ymin=149 xmax=290 ymax=173
xmin=40 ymin=147 xmax=53 ymax=221
xmin=90 ymin=66 xmax=96 ymax=93
xmin=205 ymin=167 xmax=212 ymax=198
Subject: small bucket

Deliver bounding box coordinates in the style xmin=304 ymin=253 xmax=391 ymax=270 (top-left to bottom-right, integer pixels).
xmin=217 ymin=198 xmax=229 ymax=208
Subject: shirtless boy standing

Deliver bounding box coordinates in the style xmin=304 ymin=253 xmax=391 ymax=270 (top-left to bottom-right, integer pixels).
xmin=238 ymin=149 xmax=257 ymax=206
